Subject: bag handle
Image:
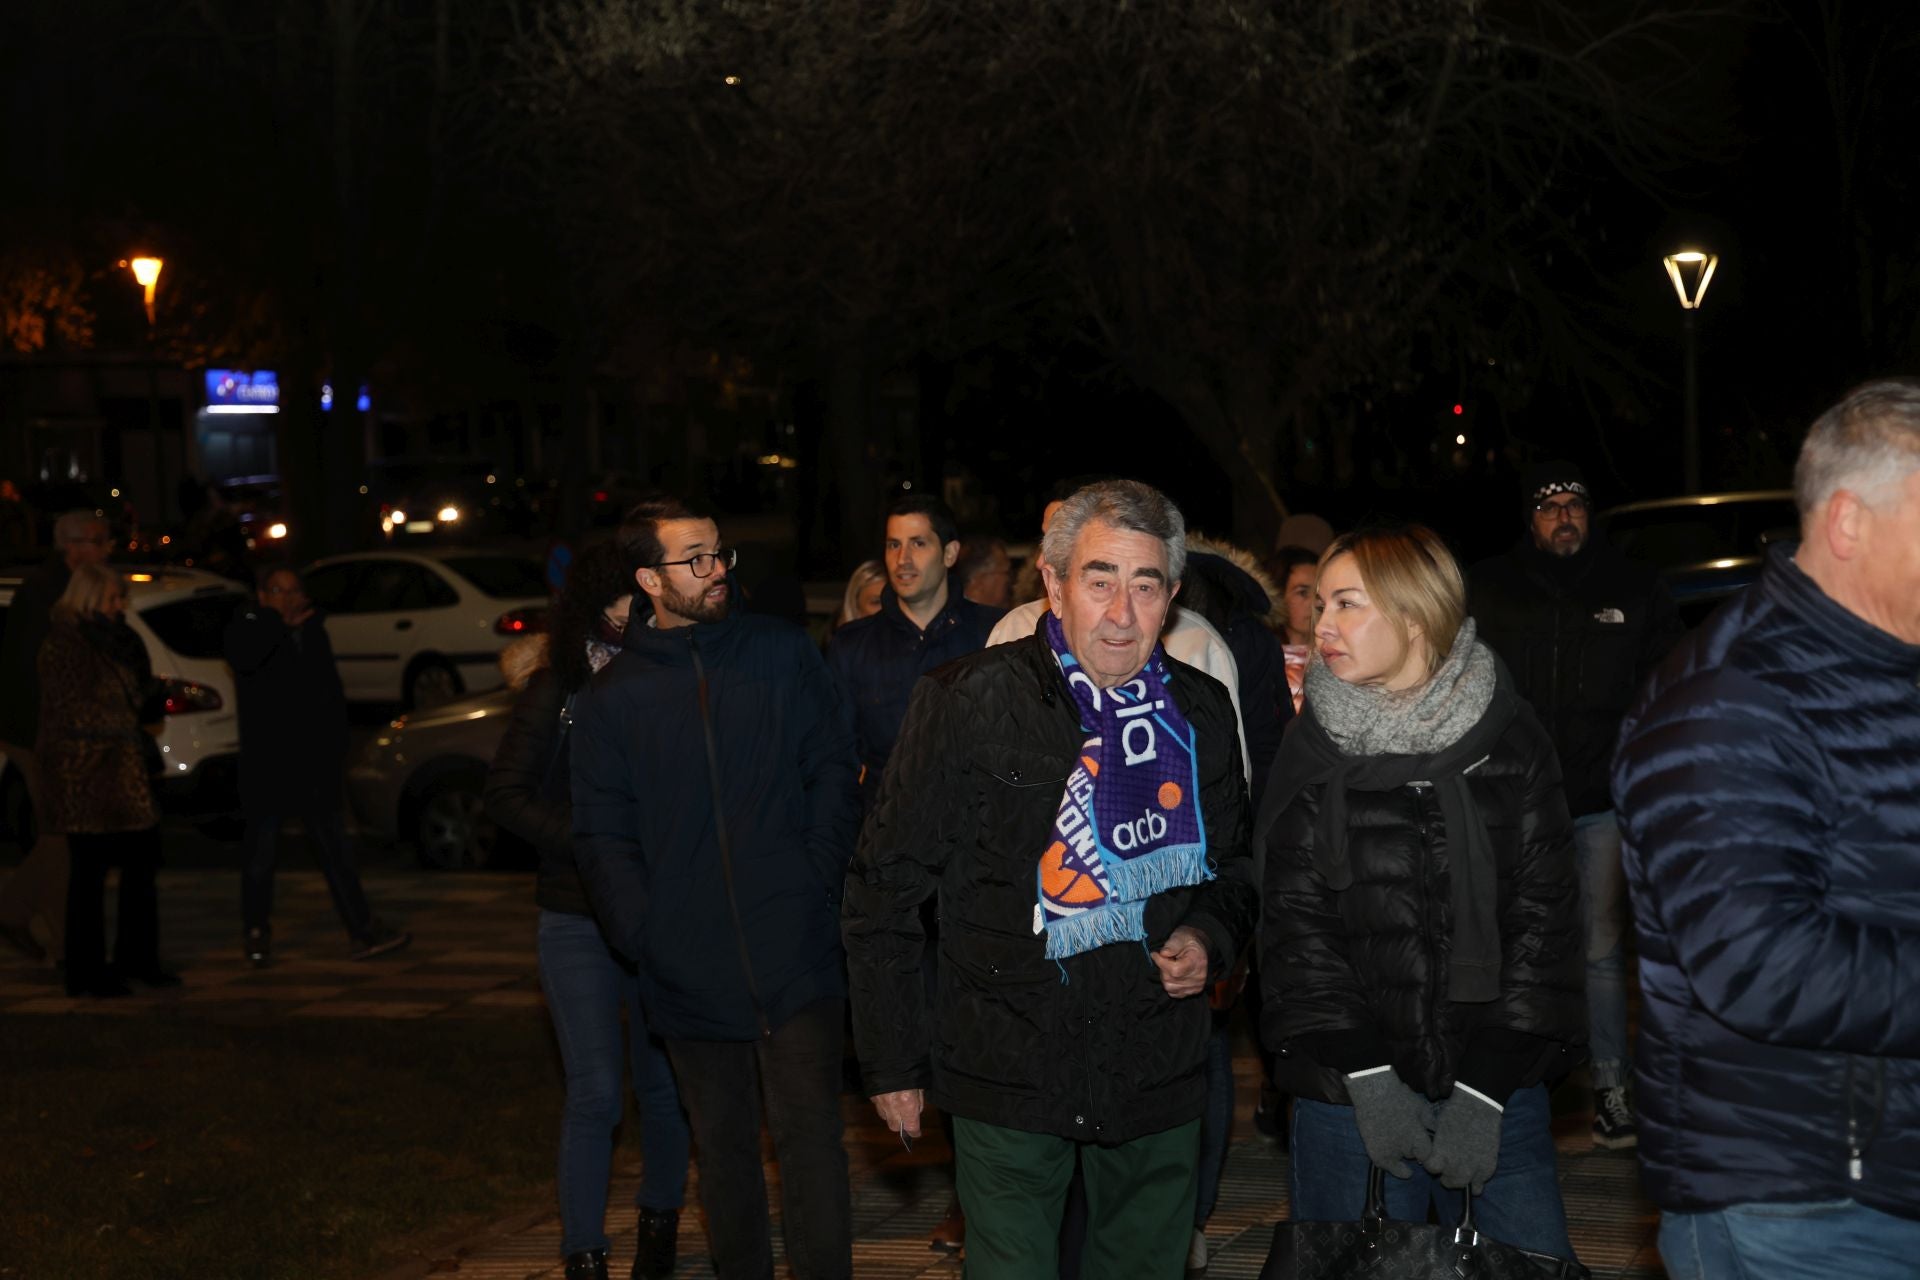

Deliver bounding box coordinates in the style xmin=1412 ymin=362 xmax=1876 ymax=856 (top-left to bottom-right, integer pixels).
xmin=1363 ymin=1166 xmax=1479 ymax=1240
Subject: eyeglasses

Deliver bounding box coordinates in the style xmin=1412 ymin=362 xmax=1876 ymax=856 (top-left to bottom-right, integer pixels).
xmin=651 ymin=547 xmax=736 ymax=578
xmin=1533 ymin=497 xmax=1589 ymax=519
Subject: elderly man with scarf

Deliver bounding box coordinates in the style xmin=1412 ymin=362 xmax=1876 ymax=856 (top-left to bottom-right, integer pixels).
xmin=843 ymin=480 xmax=1255 ymax=1280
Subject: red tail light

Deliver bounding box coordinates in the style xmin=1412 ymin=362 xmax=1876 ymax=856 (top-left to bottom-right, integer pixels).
xmin=495 ymin=608 xmax=547 ymax=636
xmin=161 ymin=679 xmax=223 ymax=715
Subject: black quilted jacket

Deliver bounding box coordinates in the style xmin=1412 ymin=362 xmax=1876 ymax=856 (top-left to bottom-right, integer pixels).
xmin=843 ymin=629 xmax=1255 ymax=1145
xmin=1258 ymin=668 xmax=1585 ymax=1105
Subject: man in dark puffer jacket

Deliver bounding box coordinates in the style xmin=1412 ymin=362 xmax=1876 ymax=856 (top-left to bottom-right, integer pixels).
xmin=1614 ymin=380 xmax=1920 ymax=1279
xmin=844 ymin=481 xmax=1255 ymax=1279
xmin=573 ymin=498 xmax=861 ymax=1280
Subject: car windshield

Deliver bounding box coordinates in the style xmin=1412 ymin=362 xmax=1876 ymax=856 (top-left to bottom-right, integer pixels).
xmin=442 ymin=556 xmax=548 ymax=600
xmin=1605 ymin=498 xmax=1799 ymax=570
xmin=141 ymin=594 xmax=244 ymax=659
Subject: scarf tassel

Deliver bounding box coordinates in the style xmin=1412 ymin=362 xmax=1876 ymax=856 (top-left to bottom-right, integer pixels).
xmin=1042 ymin=899 xmax=1148 ymax=962
xmin=1101 ymin=843 xmax=1213 ymax=904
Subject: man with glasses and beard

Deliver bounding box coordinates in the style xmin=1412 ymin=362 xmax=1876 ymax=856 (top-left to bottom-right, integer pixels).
xmin=1466 ymin=460 xmax=1682 ymax=1151
xmin=572 ymin=497 xmax=861 ymax=1280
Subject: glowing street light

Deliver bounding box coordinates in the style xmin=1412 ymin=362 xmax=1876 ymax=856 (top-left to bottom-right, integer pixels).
xmin=128 ymin=256 xmax=164 ymax=327
xmin=1662 ymin=248 xmax=1718 ymax=493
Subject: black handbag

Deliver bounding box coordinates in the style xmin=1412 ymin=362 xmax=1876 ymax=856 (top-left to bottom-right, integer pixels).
xmin=1259 ymin=1168 xmax=1591 ymax=1280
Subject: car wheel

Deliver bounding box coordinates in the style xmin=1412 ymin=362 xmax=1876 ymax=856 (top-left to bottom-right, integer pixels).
xmin=413 ymin=768 xmax=495 ymax=870
xmin=405 ymin=658 xmax=463 ymax=711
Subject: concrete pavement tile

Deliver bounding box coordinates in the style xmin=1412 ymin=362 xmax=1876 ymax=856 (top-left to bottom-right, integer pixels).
xmin=430 ymin=949 xmax=538 ymax=967
xmin=357 ymin=972 xmax=514 ymax=990
xmin=6 ymin=996 xmax=86 ymax=1013
xmin=180 ymin=984 xmax=350 ymax=1002
xmin=461 ymin=990 xmax=545 ymax=1008
xmin=291 ymin=999 xmax=451 ymax=1018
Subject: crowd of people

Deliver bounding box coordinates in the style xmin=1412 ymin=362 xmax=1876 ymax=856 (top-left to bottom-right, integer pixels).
xmin=2 ymin=378 xmax=1916 ymax=1280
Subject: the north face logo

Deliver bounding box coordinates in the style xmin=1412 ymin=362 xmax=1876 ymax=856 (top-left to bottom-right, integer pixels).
xmin=1594 ymin=607 xmax=1626 ymax=624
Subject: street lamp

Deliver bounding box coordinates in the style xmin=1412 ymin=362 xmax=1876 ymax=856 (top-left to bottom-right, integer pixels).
xmin=128 ymin=256 xmax=164 ymax=327
xmin=1662 ymin=249 xmax=1717 ymax=494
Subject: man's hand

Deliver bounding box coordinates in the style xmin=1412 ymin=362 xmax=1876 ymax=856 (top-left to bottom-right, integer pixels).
xmin=1152 ymin=924 xmax=1211 ymax=998
xmin=872 ymin=1088 xmax=924 ymax=1139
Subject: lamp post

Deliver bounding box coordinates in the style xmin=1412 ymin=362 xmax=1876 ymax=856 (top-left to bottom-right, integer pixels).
xmin=126 ymin=255 xmax=167 ymax=524
xmin=1662 ymin=249 xmax=1717 ymax=494
xmin=128 ymin=256 xmax=164 ymax=327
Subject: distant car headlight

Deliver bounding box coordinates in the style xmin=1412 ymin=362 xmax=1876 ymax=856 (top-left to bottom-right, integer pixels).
xmin=266 ymin=522 xmax=288 ymax=539
xmin=389 ymin=509 xmax=408 ymax=526
xmin=437 ymin=505 xmax=461 ymax=523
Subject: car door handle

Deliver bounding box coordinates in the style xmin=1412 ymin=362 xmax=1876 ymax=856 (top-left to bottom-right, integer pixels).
xmin=394 ymin=619 xmax=413 ymax=631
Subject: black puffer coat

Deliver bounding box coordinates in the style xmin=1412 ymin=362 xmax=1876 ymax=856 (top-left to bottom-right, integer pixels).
xmin=483 ymin=635 xmax=592 ymax=917
xmin=1258 ymin=667 xmax=1584 ymax=1105
xmin=843 ymin=627 xmax=1255 ymax=1146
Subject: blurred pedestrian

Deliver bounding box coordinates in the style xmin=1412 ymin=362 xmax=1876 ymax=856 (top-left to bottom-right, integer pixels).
xmin=573 ymin=499 xmax=860 ymax=1280
xmin=38 ymin=562 xmax=175 ymax=997
xmin=223 ymin=568 xmax=410 ymax=966
xmin=953 ymin=534 xmax=1014 ymax=610
xmin=1267 ymin=546 xmax=1319 ymax=715
xmin=0 ymin=479 xmax=34 ymax=556
xmin=834 ymin=560 xmax=885 ymax=629
xmin=486 ymin=542 xmax=691 ymax=1280
xmin=825 ymin=496 xmax=1003 ymax=1254
xmin=1614 ymin=380 xmax=1920 ymax=1279
xmin=1257 ymin=526 xmax=1583 ymax=1262
xmin=0 ymin=510 xmax=113 ymax=965
xmin=1467 ymin=460 xmax=1682 ymax=1150
xmin=845 ymin=480 xmax=1255 ymax=1279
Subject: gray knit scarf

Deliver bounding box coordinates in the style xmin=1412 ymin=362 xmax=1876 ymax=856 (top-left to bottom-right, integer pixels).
xmin=1304 ymin=618 xmax=1498 ymax=759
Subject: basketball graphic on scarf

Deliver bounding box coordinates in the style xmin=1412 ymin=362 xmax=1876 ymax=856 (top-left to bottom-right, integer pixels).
xmin=1041 ymin=841 xmax=1105 ymax=905
xmin=1158 ymin=782 xmax=1183 ymax=809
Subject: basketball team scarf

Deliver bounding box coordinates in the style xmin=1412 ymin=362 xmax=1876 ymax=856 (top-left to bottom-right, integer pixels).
xmin=1034 ymin=610 xmax=1210 ymax=960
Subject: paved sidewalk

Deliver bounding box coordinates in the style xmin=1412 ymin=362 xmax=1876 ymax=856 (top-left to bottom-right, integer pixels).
xmin=0 ymin=866 xmax=1665 ymax=1275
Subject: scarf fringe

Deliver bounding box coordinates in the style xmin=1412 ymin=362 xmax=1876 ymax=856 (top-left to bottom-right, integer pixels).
xmin=1102 ymin=843 xmax=1213 ymax=903
xmin=1043 ymin=898 xmax=1148 ymax=961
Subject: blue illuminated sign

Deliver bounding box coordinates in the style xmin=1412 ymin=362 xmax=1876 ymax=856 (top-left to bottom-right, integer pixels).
xmin=205 ymin=369 xmax=279 ymax=407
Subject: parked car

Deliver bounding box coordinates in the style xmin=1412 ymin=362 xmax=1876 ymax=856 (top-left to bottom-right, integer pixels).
xmin=300 ymin=549 xmax=548 ymax=708
xmin=0 ymin=566 xmax=249 ymax=838
xmin=348 ymin=687 xmax=525 ymax=869
xmin=1601 ymin=490 xmax=1799 ymax=627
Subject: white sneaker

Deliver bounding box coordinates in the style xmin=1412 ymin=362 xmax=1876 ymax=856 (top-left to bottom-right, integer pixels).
xmin=1187 ymin=1227 xmax=1208 ymax=1271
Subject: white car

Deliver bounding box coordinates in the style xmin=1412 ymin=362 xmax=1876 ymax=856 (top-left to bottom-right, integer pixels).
xmin=300 ymin=550 xmax=548 ymax=708
xmin=0 ymin=566 xmax=249 ymax=836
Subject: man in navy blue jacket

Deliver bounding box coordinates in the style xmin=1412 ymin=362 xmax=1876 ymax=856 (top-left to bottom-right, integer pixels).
xmin=826 ymin=496 xmax=1003 ymax=811
xmin=1614 ymin=380 xmax=1920 ymax=1279
xmin=572 ymin=498 xmax=861 ymax=1280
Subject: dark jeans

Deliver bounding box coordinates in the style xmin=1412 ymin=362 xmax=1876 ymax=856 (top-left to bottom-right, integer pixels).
xmin=1195 ymin=1014 xmax=1234 ymax=1225
xmin=66 ymin=827 xmax=161 ymax=992
xmin=537 ymin=909 xmax=691 ymax=1256
xmin=242 ymin=806 xmax=374 ymax=941
xmin=664 ymin=996 xmax=851 ymax=1280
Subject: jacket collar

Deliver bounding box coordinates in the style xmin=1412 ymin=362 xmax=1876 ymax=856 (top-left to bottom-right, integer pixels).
xmin=621 ymin=608 xmax=738 ymax=662
xmin=1761 ymin=542 xmax=1920 ymax=675
xmin=877 ymin=584 xmax=962 ymax=637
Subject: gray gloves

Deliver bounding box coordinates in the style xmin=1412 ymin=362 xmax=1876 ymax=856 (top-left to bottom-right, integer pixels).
xmin=1426 ymin=1087 xmax=1503 ymax=1193
xmin=1344 ymin=1068 xmax=1434 ymax=1178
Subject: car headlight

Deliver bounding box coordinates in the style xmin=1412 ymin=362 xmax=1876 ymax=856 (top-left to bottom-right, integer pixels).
xmin=437 ymin=505 xmax=461 ymax=523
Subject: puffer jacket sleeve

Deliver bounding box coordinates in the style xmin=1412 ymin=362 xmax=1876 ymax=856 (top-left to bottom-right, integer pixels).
xmin=791 ymin=631 xmax=861 ymax=898
xmin=1143 ymin=686 xmax=1256 ymax=975
xmin=1616 ymin=666 xmax=1920 ymax=1056
xmin=571 ymin=679 xmax=649 ymax=963
xmin=485 ymin=667 xmax=571 ymax=857
xmin=842 ymin=673 xmax=964 ymax=1096
xmin=1260 ymin=787 xmax=1390 ymax=1077
xmin=1457 ymin=717 xmax=1583 ymax=1101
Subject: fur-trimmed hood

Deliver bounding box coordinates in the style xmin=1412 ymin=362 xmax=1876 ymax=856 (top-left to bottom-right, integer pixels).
xmin=499 ymin=633 xmax=551 ymax=692
xmin=1186 ymin=534 xmax=1285 ymax=629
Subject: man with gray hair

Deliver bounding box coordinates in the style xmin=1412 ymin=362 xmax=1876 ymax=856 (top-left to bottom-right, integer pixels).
xmin=0 ymin=510 xmax=113 ymax=962
xmin=844 ymin=479 xmax=1255 ymax=1277
xmin=1613 ymin=378 xmax=1920 ymax=1278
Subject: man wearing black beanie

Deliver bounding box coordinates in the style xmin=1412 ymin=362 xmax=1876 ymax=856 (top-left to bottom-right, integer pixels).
xmin=1466 ymin=460 xmax=1682 ymax=1151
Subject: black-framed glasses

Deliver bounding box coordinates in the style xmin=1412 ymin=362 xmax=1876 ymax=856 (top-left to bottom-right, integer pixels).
xmin=1533 ymin=496 xmax=1589 ymax=519
xmin=652 ymin=547 xmax=736 ymax=578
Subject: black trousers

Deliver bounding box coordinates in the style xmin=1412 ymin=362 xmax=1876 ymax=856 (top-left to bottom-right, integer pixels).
xmin=664 ymin=996 xmax=852 ymax=1280
xmin=65 ymin=827 xmax=161 ymax=993
xmin=241 ymin=804 xmax=374 ymax=941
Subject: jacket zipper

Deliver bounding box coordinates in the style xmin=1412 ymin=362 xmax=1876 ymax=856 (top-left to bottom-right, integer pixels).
xmin=688 ymin=630 xmax=772 ymax=1039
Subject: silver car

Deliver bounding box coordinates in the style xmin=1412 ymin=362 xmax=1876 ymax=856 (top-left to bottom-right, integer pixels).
xmin=347 ymin=687 xmax=526 ymax=869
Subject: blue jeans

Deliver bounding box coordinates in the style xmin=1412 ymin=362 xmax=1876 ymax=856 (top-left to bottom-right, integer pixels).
xmin=537 ymin=909 xmax=691 ymax=1256
xmin=1195 ymin=1015 xmax=1233 ymax=1225
xmin=1290 ymin=1084 xmax=1574 ymax=1260
xmin=1573 ymin=811 xmax=1628 ymax=1089
xmin=1660 ymin=1199 xmax=1920 ymax=1279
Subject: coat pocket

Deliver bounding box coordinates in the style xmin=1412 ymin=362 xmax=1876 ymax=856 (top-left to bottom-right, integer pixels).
xmin=934 ymin=922 xmax=1055 ymax=1096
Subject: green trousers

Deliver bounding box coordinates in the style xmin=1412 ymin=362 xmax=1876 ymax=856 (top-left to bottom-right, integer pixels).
xmin=952 ymin=1115 xmax=1201 ymax=1280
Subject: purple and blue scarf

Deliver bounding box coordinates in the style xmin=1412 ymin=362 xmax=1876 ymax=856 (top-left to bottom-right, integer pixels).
xmin=1034 ymin=611 xmax=1210 ymax=960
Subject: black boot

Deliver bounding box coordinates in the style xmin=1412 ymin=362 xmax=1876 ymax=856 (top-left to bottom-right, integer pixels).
xmin=563 ymin=1248 xmax=608 ymax=1280
xmin=632 ymin=1208 xmax=678 ymax=1280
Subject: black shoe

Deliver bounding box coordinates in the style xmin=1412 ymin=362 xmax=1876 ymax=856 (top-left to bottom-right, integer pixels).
xmin=350 ymin=927 xmax=412 ymax=961
xmin=1 ymin=920 xmax=46 ymax=963
xmin=564 ymin=1248 xmax=609 ymax=1280
xmin=1593 ymin=1084 xmax=1639 ymax=1150
xmin=1253 ymin=1093 xmax=1290 ymax=1145
xmin=633 ymin=1208 xmax=678 ymax=1280
xmin=244 ymin=927 xmax=271 ymax=968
